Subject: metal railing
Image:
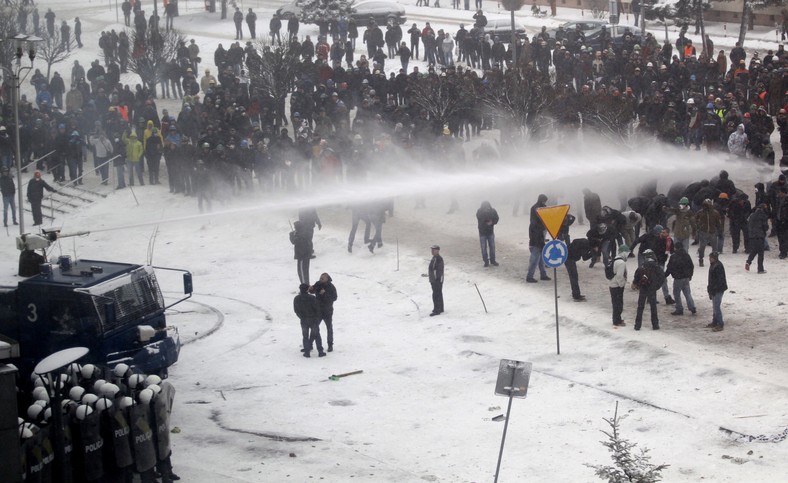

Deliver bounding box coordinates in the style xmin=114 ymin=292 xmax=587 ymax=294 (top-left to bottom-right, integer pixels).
xmin=47 ymin=155 xmax=122 ymax=220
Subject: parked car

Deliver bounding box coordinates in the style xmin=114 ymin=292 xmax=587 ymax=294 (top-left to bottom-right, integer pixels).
xmin=484 ymin=18 xmax=528 ymax=43
xmin=276 ymin=0 xmax=407 ymax=27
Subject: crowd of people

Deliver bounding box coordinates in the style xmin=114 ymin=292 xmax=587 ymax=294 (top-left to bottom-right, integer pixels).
xmin=508 ymin=169 xmax=786 ymax=332
xmin=2 ymin=3 xmax=787 ymax=217
xmin=0 ymin=3 xmax=786 ymax=326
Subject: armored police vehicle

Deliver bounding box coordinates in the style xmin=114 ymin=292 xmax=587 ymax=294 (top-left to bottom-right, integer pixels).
xmin=0 ymin=233 xmax=193 ymax=383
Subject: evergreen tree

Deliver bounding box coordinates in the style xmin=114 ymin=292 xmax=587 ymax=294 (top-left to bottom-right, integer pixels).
xmin=587 ymin=402 xmax=670 ymax=483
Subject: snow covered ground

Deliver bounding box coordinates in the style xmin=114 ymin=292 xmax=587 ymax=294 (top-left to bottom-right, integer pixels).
xmin=3 ymin=1 xmax=788 ymax=481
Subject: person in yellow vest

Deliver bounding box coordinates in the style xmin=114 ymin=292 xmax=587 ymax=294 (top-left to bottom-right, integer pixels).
xmin=122 ymin=130 xmax=144 ymax=186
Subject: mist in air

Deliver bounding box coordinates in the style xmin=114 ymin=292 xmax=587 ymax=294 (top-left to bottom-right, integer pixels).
xmin=83 ymin=131 xmax=766 ymax=234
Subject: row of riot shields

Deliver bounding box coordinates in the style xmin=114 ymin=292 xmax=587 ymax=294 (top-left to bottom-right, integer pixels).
xmin=19 ymin=381 xmax=174 ymax=483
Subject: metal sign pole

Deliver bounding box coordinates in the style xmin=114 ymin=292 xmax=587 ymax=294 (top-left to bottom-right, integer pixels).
xmin=493 ymin=370 xmax=516 ymax=483
xmin=554 ymin=267 xmax=559 ymax=355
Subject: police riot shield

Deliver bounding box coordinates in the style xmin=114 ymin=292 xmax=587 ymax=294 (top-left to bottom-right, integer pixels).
xmin=21 ymin=433 xmax=42 ymax=483
xmin=106 ymin=406 xmax=133 ymax=469
xmin=61 ymin=423 xmax=74 ymax=483
xmin=77 ymin=411 xmax=104 ymax=482
xmin=129 ymin=403 xmax=156 ymax=473
xmin=153 ymin=383 xmax=174 ymax=460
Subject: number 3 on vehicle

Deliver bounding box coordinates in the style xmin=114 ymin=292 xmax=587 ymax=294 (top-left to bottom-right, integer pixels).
xmin=27 ymin=303 xmax=38 ymax=322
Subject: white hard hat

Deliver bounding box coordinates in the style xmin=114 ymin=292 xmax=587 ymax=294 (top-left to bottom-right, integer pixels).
xmin=113 ymin=363 xmax=130 ymax=378
xmin=101 ymin=383 xmax=120 ymax=397
xmin=19 ymin=425 xmax=34 ymax=439
xmin=69 ymin=386 xmax=85 ymax=402
xmin=27 ymin=404 xmax=44 ymax=421
xmin=81 ymin=393 xmax=99 ymax=406
xmin=95 ymin=397 xmax=113 ymax=412
xmin=80 ymin=364 xmax=96 ymax=380
xmin=144 ymin=375 xmax=162 ymax=387
xmin=147 ymin=384 xmax=161 ymax=395
xmin=138 ymin=388 xmax=154 ymax=405
xmin=93 ymin=379 xmax=107 ymax=394
xmin=32 ymin=386 xmax=50 ymax=402
xmin=75 ymin=404 xmax=94 ymax=420
xmin=687 ymin=98 xmax=695 ymax=105
xmin=118 ymin=396 xmax=134 ymax=410
xmin=128 ymin=374 xmax=146 ymax=389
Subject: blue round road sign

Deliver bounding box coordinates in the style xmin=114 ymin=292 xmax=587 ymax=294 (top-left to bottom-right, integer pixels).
xmin=542 ymin=240 xmax=568 ymax=268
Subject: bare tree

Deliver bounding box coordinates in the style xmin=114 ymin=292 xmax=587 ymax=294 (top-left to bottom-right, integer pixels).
xmin=407 ymin=75 xmax=473 ymax=134
xmin=125 ymin=26 xmax=184 ymax=97
xmin=246 ymin=40 xmax=302 ymax=124
xmin=0 ymin=7 xmax=20 ymax=72
xmin=37 ymin=28 xmax=76 ymax=80
xmin=479 ymin=67 xmax=554 ymax=149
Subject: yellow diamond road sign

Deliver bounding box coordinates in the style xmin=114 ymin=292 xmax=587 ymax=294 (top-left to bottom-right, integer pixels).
xmin=536 ymin=204 xmax=570 ymax=240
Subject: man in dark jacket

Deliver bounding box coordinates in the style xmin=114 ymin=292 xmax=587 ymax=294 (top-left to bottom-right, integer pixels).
xmin=233 ymin=8 xmax=244 ymax=40
xmin=27 ymin=171 xmax=57 ymax=226
xmin=0 ymin=166 xmax=17 ymax=227
xmin=246 ymin=9 xmax=257 ymax=39
xmin=728 ymin=192 xmax=752 ymax=254
xmin=696 ymin=198 xmax=720 ymax=266
xmin=290 ymin=220 xmax=313 ymax=284
xmin=310 ymin=273 xmax=337 ymax=352
xmin=293 ymin=283 xmax=325 ymax=357
xmin=583 ymin=188 xmax=602 ymax=226
xmin=665 ymin=241 xmax=695 ymax=315
xmin=631 ymin=249 xmax=664 ymax=331
xmin=526 ymin=194 xmax=550 ymax=283
xmin=476 ymin=200 xmax=499 ymax=267
xmin=298 ymin=206 xmax=321 ymax=257
xmin=745 ymin=203 xmax=769 ymax=273
xmin=427 ymin=244 xmax=444 ymax=316
xmin=707 ymin=252 xmax=727 ymax=332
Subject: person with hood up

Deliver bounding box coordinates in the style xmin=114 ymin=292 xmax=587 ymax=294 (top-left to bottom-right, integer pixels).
xmin=1 ymin=166 xmax=17 ymax=227
xmin=631 ymin=249 xmax=665 ymax=331
xmin=727 ymin=123 xmax=748 ymax=157
xmin=310 ymin=273 xmax=337 ymax=352
xmin=293 ymin=283 xmax=325 ymax=358
xmin=526 ymin=194 xmax=550 ymax=283
xmin=728 ymin=192 xmax=752 ymax=254
xmin=290 ymin=220 xmax=313 ymax=284
xmin=122 ymin=130 xmax=144 ymax=186
xmin=696 ymin=198 xmax=720 ymax=266
xmin=706 ymin=252 xmax=727 ymax=332
xmin=476 ymin=200 xmax=499 ymax=267
xmin=745 ymin=203 xmax=770 ymax=273
xmin=664 ymin=196 xmax=696 ymax=251
xmin=665 ymin=241 xmax=696 ymax=315
xmin=609 ymin=244 xmax=630 ymax=326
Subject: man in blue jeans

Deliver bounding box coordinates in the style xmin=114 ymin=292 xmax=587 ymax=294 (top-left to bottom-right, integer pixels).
xmin=666 ymin=241 xmax=696 ymax=315
xmin=526 ymin=194 xmax=550 ymax=283
xmin=706 ymin=252 xmax=727 ymax=332
xmin=476 ymin=200 xmax=499 ymax=267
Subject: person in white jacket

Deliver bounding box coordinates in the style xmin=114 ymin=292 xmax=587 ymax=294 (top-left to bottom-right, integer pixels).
xmin=727 ymin=123 xmax=748 ymax=157
xmin=89 ymin=130 xmax=114 ymax=185
xmin=609 ymin=244 xmax=629 ymax=327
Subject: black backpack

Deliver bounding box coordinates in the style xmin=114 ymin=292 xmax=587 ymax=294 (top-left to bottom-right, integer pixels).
xmin=604 ymin=257 xmax=618 ymax=280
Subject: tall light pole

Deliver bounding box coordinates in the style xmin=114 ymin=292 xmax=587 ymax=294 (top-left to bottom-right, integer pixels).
xmin=500 ymin=0 xmax=524 ymax=68
xmin=3 ymin=34 xmax=42 ymax=236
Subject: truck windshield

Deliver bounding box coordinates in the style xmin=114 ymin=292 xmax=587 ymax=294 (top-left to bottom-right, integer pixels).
xmin=83 ymin=267 xmax=165 ymax=332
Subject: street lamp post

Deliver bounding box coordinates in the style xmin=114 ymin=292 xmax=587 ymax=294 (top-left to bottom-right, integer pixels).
xmin=3 ymin=34 xmax=42 ymax=236
xmin=500 ymin=0 xmax=524 ymax=68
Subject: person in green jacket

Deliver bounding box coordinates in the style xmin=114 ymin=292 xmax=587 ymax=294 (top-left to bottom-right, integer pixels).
xmin=123 ymin=130 xmax=144 ymax=186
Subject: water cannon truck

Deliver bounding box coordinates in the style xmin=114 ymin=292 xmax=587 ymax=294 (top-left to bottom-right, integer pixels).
xmin=1 ymin=228 xmax=193 ymax=384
